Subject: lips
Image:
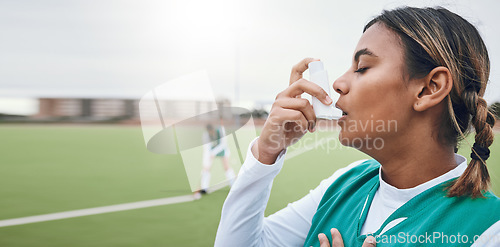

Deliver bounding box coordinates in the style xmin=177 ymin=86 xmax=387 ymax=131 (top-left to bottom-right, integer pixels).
xmin=335 ymin=103 xmax=348 ymax=117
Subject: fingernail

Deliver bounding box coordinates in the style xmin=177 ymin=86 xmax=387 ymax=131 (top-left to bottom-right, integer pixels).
xmin=325 ymin=95 xmax=332 ymax=104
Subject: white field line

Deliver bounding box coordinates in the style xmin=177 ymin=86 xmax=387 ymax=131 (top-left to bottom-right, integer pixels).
xmin=0 ymin=134 xmax=336 ymax=228
xmin=0 ymin=194 xmax=195 ymax=228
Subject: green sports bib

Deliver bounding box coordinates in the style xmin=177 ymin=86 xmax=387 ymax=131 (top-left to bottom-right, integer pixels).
xmin=303 ymin=160 xmax=500 ymax=247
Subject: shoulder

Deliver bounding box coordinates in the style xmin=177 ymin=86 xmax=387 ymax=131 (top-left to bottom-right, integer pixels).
xmin=344 ymin=159 xmax=380 ymax=175
xmin=484 ymin=191 xmax=500 ymax=201
xmin=322 ymin=159 xmax=372 ymax=184
xmin=316 ymin=159 xmax=378 ymax=195
xmin=447 ymin=190 xmax=500 ymax=210
xmin=433 ymin=188 xmax=500 ymax=229
xmin=329 ymin=159 xmax=380 ymax=186
xmin=473 ymin=191 xmax=500 ymax=211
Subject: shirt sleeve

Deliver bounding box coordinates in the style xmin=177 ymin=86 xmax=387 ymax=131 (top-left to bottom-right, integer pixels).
xmin=471 ymin=220 xmax=500 ymax=247
xmin=214 ymin=137 xmax=365 ymax=247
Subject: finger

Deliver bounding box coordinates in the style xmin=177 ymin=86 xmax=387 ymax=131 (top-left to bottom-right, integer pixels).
xmin=290 ymin=57 xmax=320 ymax=85
xmin=318 ymin=233 xmax=331 ymax=247
xmin=284 ymin=78 xmax=333 ymax=105
xmin=331 ymin=228 xmax=345 ymax=247
xmin=362 ymin=236 xmax=377 ymax=247
xmin=275 ymin=98 xmax=316 ymax=131
xmin=277 ymin=108 xmax=308 ymax=133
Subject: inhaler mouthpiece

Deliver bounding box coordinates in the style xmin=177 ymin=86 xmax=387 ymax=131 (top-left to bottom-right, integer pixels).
xmin=308 ymin=61 xmax=342 ymax=120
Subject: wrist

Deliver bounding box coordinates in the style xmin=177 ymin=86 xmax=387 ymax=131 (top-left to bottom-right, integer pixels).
xmin=252 ymin=138 xmax=282 ymax=165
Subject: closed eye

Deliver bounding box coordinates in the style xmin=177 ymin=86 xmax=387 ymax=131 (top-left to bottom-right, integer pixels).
xmin=354 ymin=67 xmax=368 ymax=73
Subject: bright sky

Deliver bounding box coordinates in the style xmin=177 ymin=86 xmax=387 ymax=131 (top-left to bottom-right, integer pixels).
xmin=1 ymin=0 xmax=499 ymax=115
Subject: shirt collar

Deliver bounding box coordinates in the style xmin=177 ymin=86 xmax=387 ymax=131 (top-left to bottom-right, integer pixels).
xmin=377 ymin=154 xmax=467 ymax=208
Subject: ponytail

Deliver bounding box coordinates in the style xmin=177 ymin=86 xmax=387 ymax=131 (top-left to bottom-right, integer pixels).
xmin=447 ymin=97 xmax=495 ymax=198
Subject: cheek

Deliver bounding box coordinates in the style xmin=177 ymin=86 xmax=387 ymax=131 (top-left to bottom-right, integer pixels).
xmin=364 ymin=72 xmax=408 ymax=109
xmin=372 ymin=90 xmax=412 ymax=137
xmin=348 ymin=75 xmax=411 ymax=134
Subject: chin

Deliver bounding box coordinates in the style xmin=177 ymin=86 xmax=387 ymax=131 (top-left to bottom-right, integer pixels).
xmin=338 ymin=130 xmax=353 ymax=147
xmin=339 ymin=130 xmax=380 ymax=151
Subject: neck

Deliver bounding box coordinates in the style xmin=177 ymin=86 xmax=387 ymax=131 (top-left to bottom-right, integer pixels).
xmin=364 ymin=130 xmax=457 ymax=189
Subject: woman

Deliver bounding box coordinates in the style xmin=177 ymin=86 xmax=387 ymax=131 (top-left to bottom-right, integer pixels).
xmin=215 ymin=7 xmax=499 ymax=247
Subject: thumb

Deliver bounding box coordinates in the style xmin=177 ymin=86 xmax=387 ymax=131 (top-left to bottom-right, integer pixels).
xmin=362 ymin=235 xmax=376 ymax=247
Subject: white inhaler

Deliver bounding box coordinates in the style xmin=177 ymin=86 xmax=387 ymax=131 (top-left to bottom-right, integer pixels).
xmin=308 ymin=61 xmax=342 ymax=120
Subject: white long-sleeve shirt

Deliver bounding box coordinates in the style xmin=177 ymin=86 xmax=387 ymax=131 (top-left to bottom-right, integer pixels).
xmin=214 ymin=138 xmax=500 ymax=246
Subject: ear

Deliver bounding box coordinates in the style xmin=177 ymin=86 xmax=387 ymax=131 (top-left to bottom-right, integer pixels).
xmin=413 ymin=66 xmax=453 ymax=112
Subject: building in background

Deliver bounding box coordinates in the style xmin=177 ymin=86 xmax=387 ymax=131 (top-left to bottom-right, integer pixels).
xmin=0 ymin=88 xmax=234 ymax=123
xmin=35 ymin=97 xmax=231 ymax=123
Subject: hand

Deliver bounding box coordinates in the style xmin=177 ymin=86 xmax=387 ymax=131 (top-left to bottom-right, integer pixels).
xmin=318 ymin=228 xmax=376 ymax=247
xmin=252 ymin=58 xmax=333 ymax=164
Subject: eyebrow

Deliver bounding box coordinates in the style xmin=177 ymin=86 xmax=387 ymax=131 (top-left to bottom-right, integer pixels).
xmin=354 ymin=48 xmax=378 ymax=62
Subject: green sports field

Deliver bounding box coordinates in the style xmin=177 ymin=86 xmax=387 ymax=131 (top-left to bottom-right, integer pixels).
xmin=0 ymin=125 xmax=499 ymax=246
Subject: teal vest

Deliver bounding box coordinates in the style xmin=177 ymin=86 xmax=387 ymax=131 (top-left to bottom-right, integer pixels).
xmin=211 ymin=128 xmax=225 ymax=156
xmin=303 ymin=160 xmax=500 ymax=247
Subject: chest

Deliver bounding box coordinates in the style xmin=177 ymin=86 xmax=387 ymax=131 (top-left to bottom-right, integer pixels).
xmin=303 ymin=162 xmax=499 ymax=247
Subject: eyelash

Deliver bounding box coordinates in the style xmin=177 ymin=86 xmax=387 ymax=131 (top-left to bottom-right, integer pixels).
xmin=354 ymin=67 xmax=368 ymax=73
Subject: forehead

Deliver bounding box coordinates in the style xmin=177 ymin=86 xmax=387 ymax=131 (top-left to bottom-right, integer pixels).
xmin=355 ymin=23 xmax=404 ymax=61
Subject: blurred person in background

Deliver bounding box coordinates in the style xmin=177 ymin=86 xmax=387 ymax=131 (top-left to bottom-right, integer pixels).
xmin=198 ymin=124 xmax=235 ymax=195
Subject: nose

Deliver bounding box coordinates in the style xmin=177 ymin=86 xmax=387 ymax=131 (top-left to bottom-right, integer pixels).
xmin=332 ymin=72 xmax=349 ymax=95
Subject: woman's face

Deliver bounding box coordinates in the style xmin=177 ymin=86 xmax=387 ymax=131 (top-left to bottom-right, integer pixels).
xmin=333 ymin=23 xmax=415 ymax=152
